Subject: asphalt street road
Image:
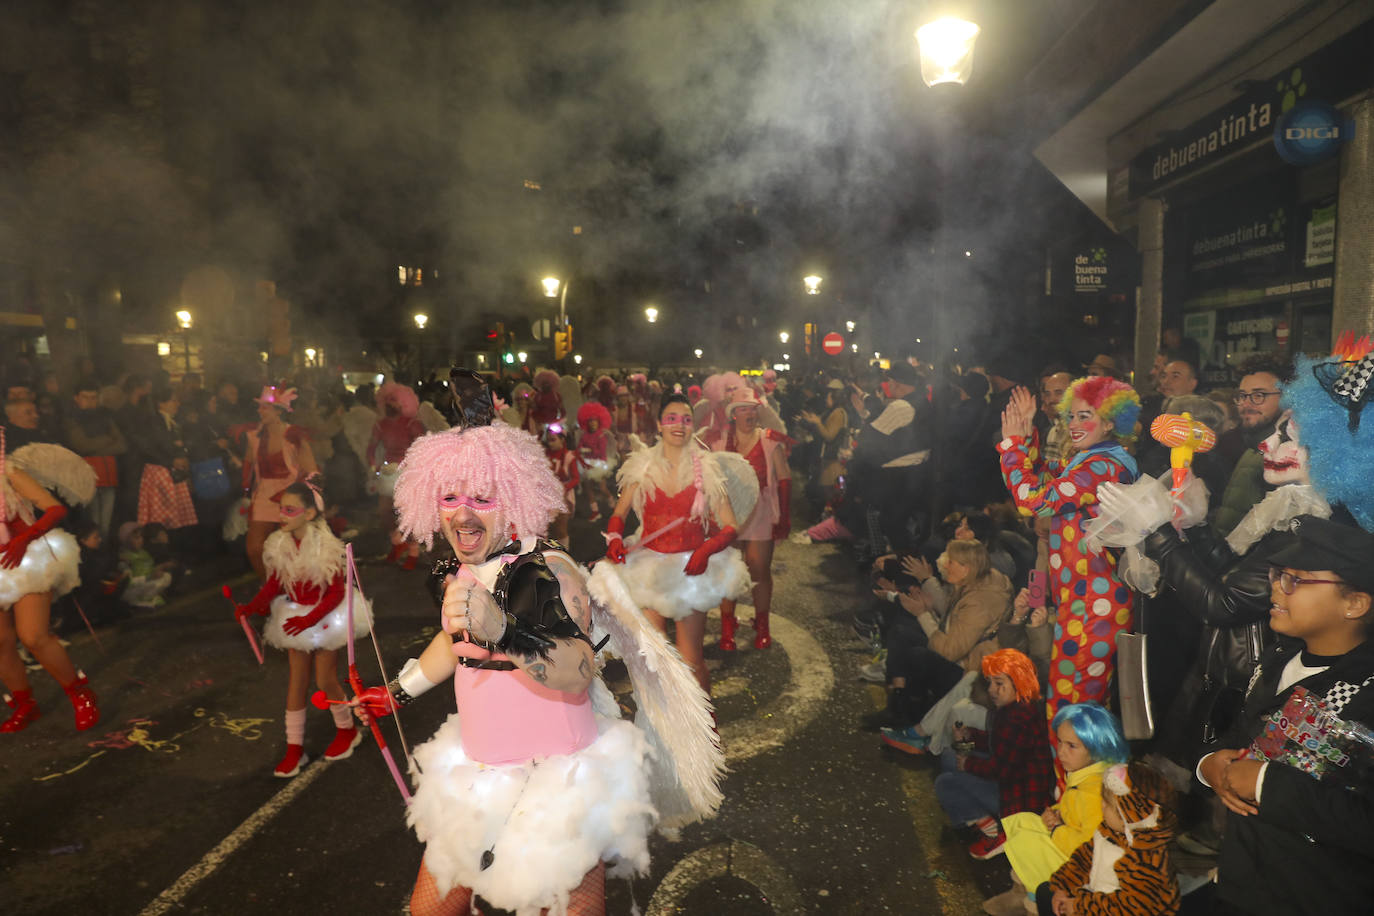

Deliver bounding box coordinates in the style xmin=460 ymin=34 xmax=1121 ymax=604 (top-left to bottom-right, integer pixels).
xmin=2 ymin=521 xmax=1007 ymax=915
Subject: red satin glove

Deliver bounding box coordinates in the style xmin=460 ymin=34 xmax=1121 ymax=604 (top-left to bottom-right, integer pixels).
xmin=237 ymin=576 xmax=280 ymax=619
xmin=0 ymin=505 xmax=67 ymax=569
xmin=354 ymin=685 xmax=397 ymax=720
xmin=771 ymin=479 xmax=792 ymax=541
xmin=686 ymin=526 xmax=736 ymax=576
xmin=604 ymin=515 xmax=627 ymax=564
xmin=283 ymin=577 xmax=344 ymax=635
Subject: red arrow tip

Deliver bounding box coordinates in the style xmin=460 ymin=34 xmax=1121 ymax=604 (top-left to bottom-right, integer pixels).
xmin=222 ymin=585 xmax=233 ymax=599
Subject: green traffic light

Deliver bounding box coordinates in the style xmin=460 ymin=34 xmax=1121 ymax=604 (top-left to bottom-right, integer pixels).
xmin=503 ymin=353 xmax=515 ymax=365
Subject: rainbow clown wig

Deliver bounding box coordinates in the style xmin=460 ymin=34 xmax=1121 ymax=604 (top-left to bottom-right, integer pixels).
xmin=1284 ymin=346 xmax=1374 ymax=532
xmin=1057 ymin=376 xmax=1142 ymax=446
xmin=392 ymin=425 xmax=567 ymax=549
xmin=1051 ymin=701 xmax=1130 ymax=765
xmin=981 ymin=648 xmax=1040 ymax=702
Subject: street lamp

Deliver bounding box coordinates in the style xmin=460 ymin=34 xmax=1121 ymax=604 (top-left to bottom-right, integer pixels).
xmin=915 ymin=18 xmax=980 ymax=87
xmin=174 ymin=309 xmax=193 ymax=372
xmin=517 ymin=351 xmax=528 ymax=364
xmin=644 ymin=306 xmax=659 ymax=323
xmin=845 ymin=320 xmax=856 ymax=333
xmin=803 ymin=275 xmax=823 ymax=295
xmin=573 ymin=354 xmax=583 ymax=365
xmin=175 ymin=309 xmax=193 ymax=330
xmin=694 ymin=348 xmax=703 ymax=359
xmin=779 ymin=331 xmax=790 ymax=344
xmin=413 ymin=313 xmax=429 ymax=329
xmin=542 ymin=277 xmax=561 ymax=298
xmin=304 ymin=347 xmax=317 ymax=365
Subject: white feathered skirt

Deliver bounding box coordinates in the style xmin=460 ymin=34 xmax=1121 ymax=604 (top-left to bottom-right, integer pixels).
xmin=617 ymin=546 xmax=751 ymax=620
xmin=0 ymin=531 xmax=81 ymax=608
xmin=582 ymin=457 xmax=616 ymax=482
xmin=261 ymin=590 xmax=372 ymax=652
xmin=407 ymin=712 xmax=655 ymax=915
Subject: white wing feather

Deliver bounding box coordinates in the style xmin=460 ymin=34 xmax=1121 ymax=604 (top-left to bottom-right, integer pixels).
xmin=10 ymin=443 xmax=97 ymax=506
xmin=587 ymin=561 xmax=725 ymax=830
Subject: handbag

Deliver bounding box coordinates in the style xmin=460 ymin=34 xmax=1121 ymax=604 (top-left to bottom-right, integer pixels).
xmin=190 ymin=457 xmax=231 ymax=501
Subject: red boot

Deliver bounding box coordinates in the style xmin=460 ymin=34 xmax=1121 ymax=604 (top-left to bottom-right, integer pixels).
xmin=64 ymin=676 xmax=100 ymax=731
xmin=1 ymin=689 xmax=40 ymax=733
xmin=752 ymin=609 xmax=771 ymax=650
xmin=719 ymin=607 xmax=738 ymax=652
xmin=274 ymin=744 xmax=308 ymax=778
xmin=324 ymin=727 xmax=362 ymax=761
xmin=400 ymin=553 xmax=418 ymax=571
xmin=383 ymin=541 xmax=405 ymax=564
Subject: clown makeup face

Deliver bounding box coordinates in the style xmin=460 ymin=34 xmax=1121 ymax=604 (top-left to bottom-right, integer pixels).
xmin=1259 ymin=412 xmax=1309 ymax=485
xmin=986 ymin=673 xmax=1016 ymax=708
xmin=278 ymin=492 xmax=315 ymax=534
xmin=439 ymin=491 xmax=514 ymax=563
xmin=1066 ymin=398 xmax=1109 ymax=450
xmin=659 ymin=402 xmax=693 ymax=446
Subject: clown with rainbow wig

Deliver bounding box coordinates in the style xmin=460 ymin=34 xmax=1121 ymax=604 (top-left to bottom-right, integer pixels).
xmin=998 ymin=376 xmax=1141 ymax=717
xmin=352 ymin=375 xmax=722 ymax=916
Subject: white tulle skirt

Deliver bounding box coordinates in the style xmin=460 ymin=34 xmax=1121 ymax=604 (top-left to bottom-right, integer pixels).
xmin=617 ymin=546 xmax=751 ymax=620
xmin=407 ymin=712 xmax=655 ymax=916
xmin=0 ymin=530 xmax=80 ymax=607
xmin=261 ymin=590 xmax=372 ymax=652
xmin=375 ymin=462 xmax=400 ymax=498
xmin=582 ymin=457 xmax=616 ymax=482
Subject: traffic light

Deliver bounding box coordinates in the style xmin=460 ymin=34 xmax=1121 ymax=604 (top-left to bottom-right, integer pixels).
xmin=804 ymin=322 xmax=816 ymax=356
xmin=553 ymin=325 xmax=573 ymax=360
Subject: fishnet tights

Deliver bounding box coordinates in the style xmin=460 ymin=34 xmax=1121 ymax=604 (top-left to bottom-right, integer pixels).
xmin=410 ymin=859 xmax=605 ymax=916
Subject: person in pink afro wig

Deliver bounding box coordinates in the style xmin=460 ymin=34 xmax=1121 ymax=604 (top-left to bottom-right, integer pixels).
xmin=393 ymin=424 xmax=566 ymax=550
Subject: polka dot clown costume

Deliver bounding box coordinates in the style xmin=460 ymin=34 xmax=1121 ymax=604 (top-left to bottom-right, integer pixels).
xmin=998 ymin=376 xmax=1140 ymax=715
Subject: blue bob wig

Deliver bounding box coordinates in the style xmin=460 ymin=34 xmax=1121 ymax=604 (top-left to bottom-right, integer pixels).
xmin=1051 ymin=702 xmax=1130 ymax=765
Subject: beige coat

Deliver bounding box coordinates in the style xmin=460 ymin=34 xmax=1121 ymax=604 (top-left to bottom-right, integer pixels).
xmin=926 ymin=569 xmax=1014 ymax=672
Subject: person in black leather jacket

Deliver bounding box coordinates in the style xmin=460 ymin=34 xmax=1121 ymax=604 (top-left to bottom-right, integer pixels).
xmin=1192 ymin=515 xmax=1374 ymax=916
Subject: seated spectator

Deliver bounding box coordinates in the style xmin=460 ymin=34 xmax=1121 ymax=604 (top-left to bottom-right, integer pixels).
xmin=1041 ymin=761 xmax=1180 ymax=916
xmin=990 ymin=702 xmax=1129 ymax=914
xmin=53 ymin=520 xmax=130 ymax=632
xmin=1194 ymin=515 xmax=1374 ymax=914
xmin=929 ymin=649 xmax=1056 ymax=861
xmin=117 ymin=522 xmax=174 ymax=609
xmin=866 ymin=539 xmax=1012 ymax=732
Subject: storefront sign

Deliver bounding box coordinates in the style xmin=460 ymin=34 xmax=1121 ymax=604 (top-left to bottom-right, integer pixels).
xmin=1127 ymin=20 xmax=1372 ymax=198
xmin=1305 ymin=203 xmax=1336 ymax=268
xmin=1275 ymin=101 xmax=1351 ymax=165
xmin=1073 ymin=248 xmax=1108 ymax=293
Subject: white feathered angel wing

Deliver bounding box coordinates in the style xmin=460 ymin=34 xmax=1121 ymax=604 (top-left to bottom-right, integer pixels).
xmin=10 ymin=443 xmax=97 ymax=506
xmin=707 ymin=450 xmax=759 ymax=528
xmin=586 ymin=561 xmax=725 ymax=830
xmin=558 ymin=375 xmax=583 ymax=429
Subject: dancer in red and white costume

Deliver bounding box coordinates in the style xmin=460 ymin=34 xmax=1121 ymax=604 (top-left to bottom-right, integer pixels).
xmin=575 ymin=402 xmax=615 ymax=522
xmin=230 ymin=478 xmax=372 ymax=776
xmin=244 ymin=386 xmax=317 ymax=580
xmin=0 ymin=435 xmax=99 ymax=733
xmin=605 ymin=393 xmax=755 ymax=693
xmin=713 ymin=388 xmax=791 ymax=650
xmin=369 ymin=382 xmax=426 ymax=569
xmin=543 ymin=424 xmax=579 ymax=545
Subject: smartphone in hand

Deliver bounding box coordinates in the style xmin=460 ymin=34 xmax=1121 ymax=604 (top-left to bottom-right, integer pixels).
xmin=1027 ymin=569 xmax=1047 ymax=608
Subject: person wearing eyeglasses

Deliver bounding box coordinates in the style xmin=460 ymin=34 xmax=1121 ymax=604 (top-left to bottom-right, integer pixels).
xmin=1191 ymin=514 xmax=1374 ymax=915
xmin=1213 ymin=355 xmax=1290 ymax=538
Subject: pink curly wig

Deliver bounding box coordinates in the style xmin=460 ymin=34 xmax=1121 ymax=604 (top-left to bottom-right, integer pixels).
xmin=534 ymin=368 xmax=559 ymax=390
xmin=576 ymin=401 xmax=612 ymax=430
xmin=393 ymin=425 xmax=567 ymax=548
xmin=700 ymin=373 xmax=726 ymax=405
xmin=376 ymin=382 xmax=420 ymax=419
xmin=1058 ymin=376 xmax=1141 ymax=445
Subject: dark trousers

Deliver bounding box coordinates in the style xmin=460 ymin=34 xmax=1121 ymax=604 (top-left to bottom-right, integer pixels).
xmin=884 ymin=637 xmax=965 ymax=725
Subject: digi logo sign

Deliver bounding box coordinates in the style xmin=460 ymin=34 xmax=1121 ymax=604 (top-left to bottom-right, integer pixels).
xmin=1274 ymin=101 xmax=1351 ymax=166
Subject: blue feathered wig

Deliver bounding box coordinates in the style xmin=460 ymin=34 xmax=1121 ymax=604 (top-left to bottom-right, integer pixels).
xmin=1284 ymin=352 xmax=1374 ymax=532
xmin=1052 ymin=702 xmax=1130 ymax=765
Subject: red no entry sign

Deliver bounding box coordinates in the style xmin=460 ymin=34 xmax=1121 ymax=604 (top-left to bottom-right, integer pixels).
xmin=821 ymin=332 xmax=845 ymax=355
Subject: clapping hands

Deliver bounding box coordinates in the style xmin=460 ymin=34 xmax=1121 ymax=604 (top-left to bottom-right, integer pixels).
xmin=1000 ymin=386 xmax=1037 ymax=441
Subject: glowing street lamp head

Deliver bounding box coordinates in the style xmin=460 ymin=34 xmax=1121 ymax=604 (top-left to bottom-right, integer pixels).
xmin=803 ymin=275 xmax=823 ymax=295
xmin=573 ymin=354 xmax=583 ymax=365
xmin=644 ymin=306 xmax=659 ymax=323
xmin=304 ymin=347 xmax=317 ymax=363
xmin=517 ymin=351 xmax=528 ymax=363
xmin=175 ymin=309 xmax=193 ymax=329
xmin=916 ymin=18 xmax=980 ymax=87
xmin=845 ymin=320 xmax=856 ymax=333
xmin=694 ymin=348 xmax=703 ymax=359
xmin=779 ymin=331 xmax=790 ymax=344
xmin=541 ymin=277 xmax=561 ymax=298
xmin=413 ymin=313 xmax=429 ymax=329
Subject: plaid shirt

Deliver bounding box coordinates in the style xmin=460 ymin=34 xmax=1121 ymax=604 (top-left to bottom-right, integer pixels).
xmin=962 ymin=700 xmax=1056 ymax=818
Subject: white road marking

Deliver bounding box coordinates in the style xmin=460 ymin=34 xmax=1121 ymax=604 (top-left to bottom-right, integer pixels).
xmin=647 ymin=839 xmax=806 ymax=914
xmin=717 ymin=611 xmax=835 ymax=764
xmin=137 ymin=761 xmax=329 ymax=916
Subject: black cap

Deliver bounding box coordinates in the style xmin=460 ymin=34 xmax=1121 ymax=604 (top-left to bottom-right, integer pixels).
xmin=1269 ymin=515 xmax=1374 ymax=592
xmin=886 ymin=361 xmax=920 ymax=386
